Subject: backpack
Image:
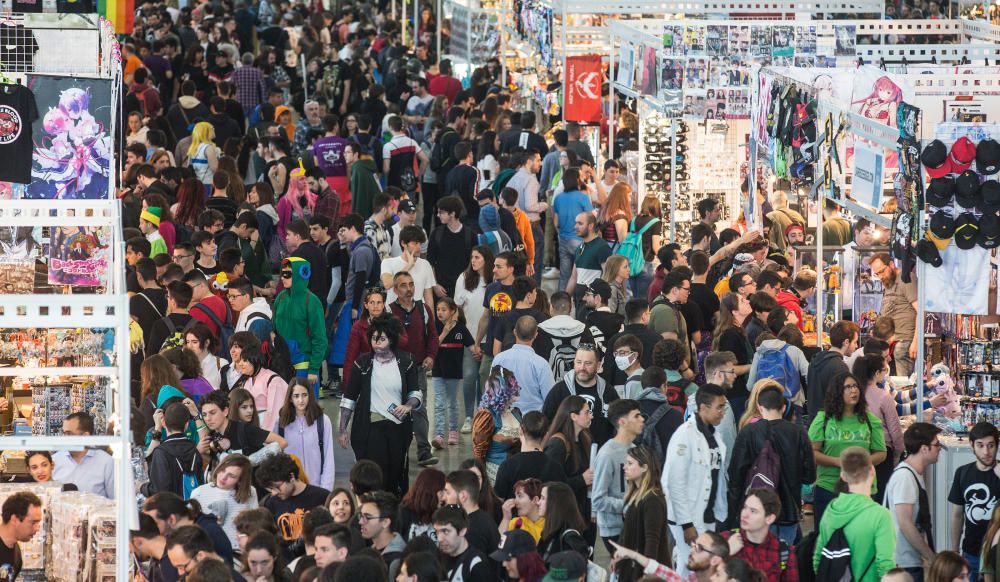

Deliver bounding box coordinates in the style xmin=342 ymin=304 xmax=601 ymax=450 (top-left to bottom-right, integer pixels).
xmin=175 ymin=456 xmax=202 ymax=500
xmin=159 ymin=316 xmax=187 ymax=353
xmin=491 ymin=167 xmax=517 ymax=195
xmin=188 ymin=303 xmax=235 ymax=351
xmin=548 ymin=330 xmax=585 ymax=380
xmin=796 ymin=531 xmax=818 ymax=582
xmin=278 ymin=415 xmax=325 ymax=474
xmin=615 ymin=217 xmax=659 ymax=277
xmin=815 ymin=526 xmax=875 ymax=582
xmin=430 ymin=127 xmax=456 ymax=171
xmin=247 ymin=312 xmax=296 ymax=380
xmin=638 ymin=403 xmax=670 ymax=466
xmin=754 ymin=344 xmax=802 ymax=399
xmin=477 ymin=230 xmax=512 ymax=255
xmin=664 ymin=380 xmax=688 ymax=412
xmin=744 ymin=425 xmax=782 ymax=493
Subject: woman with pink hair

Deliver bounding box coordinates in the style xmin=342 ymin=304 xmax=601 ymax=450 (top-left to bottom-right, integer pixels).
xmin=276 ymin=166 xmax=317 ymax=243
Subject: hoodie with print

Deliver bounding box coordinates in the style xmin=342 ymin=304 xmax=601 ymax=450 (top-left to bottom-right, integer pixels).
xmin=273 ymin=257 xmax=328 ymax=375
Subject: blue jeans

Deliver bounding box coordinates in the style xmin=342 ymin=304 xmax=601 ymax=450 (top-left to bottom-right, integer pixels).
xmin=433 ymin=377 xmax=461 ymax=434
xmin=813 ymin=486 xmax=836 ymax=529
xmin=558 ymin=236 xmax=582 ymax=291
xmin=463 ymin=349 xmax=481 ymax=417
xmin=531 ymin=221 xmax=544 ymax=283
xmin=629 ymin=262 xmax=653 ymax=299
xmin=770 ymin=524 xmax=801 ymax=546
xmin=964 ymin=551 xmax=981 ymax=582
xmin=903 ymin=567 xmax=924 ymax=582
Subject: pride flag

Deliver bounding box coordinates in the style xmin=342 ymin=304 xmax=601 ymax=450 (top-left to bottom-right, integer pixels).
xmin=98 ymin=0 xmax=133 ymax=34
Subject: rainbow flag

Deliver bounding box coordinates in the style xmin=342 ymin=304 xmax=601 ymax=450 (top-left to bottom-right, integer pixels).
xmin=98 ymin=0 xmax=134 ymax=34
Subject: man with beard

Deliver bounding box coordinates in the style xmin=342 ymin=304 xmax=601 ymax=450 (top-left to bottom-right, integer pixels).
xmin=609 ymin=531 xmax=729 ymax=581
xmin=949 ymin=422 xmax=1000 ymax=579
xmin=868 ymin=252 xmax=917 ymax=377
xmin=543 ymin=345 xmax=619 ymax=446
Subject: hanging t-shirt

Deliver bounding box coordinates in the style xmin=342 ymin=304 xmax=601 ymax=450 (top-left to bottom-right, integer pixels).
xmin=0 ymin=25 xmax=38 ymax=72
xmin=947 ymin=462 xmax=1000 ymax=556
xmin=0 ymin=84 xmax=37 ymax=184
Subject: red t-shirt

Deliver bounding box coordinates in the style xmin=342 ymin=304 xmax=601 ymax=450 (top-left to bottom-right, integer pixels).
xmin=428 ymin=74 xmax=462 ymax=104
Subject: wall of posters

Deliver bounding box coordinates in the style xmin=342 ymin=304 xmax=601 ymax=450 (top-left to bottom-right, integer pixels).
xmin=25 ymin=75 xmax=113 ymax=200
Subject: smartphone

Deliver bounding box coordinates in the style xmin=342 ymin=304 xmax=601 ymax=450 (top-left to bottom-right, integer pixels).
xmin=387 ymin=403 xmax=398 ymax=416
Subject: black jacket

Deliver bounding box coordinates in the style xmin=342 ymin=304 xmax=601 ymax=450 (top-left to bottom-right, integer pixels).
xmin=343 ymin=350 xmax=420 ymax=459
xmin=806 ymin=349 xmax=849 ymax=417
xmin=726 ymin=419 xmax=816 ymax=525
xmin=543 ymin=372 xmax=619 ymax=446
xmin=601 ymin=323 xmax=662 ymax=387
xmin=636 ymin=388 xmax=684 ymax=466
xmin=141 ymin=434 xmax=202 ymax=498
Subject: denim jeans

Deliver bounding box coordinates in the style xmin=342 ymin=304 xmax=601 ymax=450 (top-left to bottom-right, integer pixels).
xmin=629 ymin=262 xmax=653 ymax=299
xmin=558 ymin=236 xmax=582 ymax=291
xmin=813 ymin=486 xmax=836 ymax=528
xmin=770 ymin=523 xmax=801 ymax=546
xmin=964 ymin=551 xmax=981 ymax=582
xmin=412 ymin=371 xmax=432 ymax=459
xmin=531 ymin=221 xmax=544 ymax=283
xmin=463 ymin=349 xmax=481 ymax=418
xmin=433 ymin=377 xmax=461 ymax=434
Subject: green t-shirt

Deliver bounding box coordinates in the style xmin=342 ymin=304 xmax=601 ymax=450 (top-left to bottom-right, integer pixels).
xmin=575 ymin=237 xmax=612 ymax=287
xmin=807 ymin=411 xmax=886 ymax=493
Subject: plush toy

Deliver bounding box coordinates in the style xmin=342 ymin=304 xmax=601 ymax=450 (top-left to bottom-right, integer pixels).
xmin=926 ymin=362 xmax=962 ymax=420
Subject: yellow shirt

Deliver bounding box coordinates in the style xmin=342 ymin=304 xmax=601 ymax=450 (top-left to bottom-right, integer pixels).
xmin=507 ymin=516 xmax=545 ymax=543
xmin=714 ymin=276 xmax=731 ymax=298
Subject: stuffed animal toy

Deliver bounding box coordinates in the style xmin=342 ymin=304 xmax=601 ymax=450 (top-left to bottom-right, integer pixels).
xmin=926 ymin=362 xmax=962 ymax=420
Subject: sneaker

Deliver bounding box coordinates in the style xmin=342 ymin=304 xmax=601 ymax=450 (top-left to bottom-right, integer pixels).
xmin=432 ymin=435 xmax=445 ymax=450
xmin=448 ymin=431 xmax=459 ymax=445
xmin=802 ymin=503 xmax=814 ymax=515
xmin=543 ymin=267 xmax=559 ymax=280
xmin=461 ymin=418 xmax=472 ymax=434
xmin=417 ymin=455 xmax=439 ymax=467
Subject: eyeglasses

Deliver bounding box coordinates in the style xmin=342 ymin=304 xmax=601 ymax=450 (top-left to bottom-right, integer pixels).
xmin=613 ymin=350 xmax=634 ymax=357
xmin=843 ymin=382 xmax=860 ymax=390
xmin=692 ymin=543 xmax=722 ymax=557
xmin=358 ymin=513 xmax=385 ymax=522
xmin=227 ymin=292 xmax=246 ymax=301
xmin=173 ymin=556 xmax=196 ymax=574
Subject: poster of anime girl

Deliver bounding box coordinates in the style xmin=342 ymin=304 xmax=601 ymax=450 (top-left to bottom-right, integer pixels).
xmin=48 ymin=225 xmax=110 ymax=286
xmin=25 ymin=76 xmax=113 ymax=200
xmin=848 ymin=67 xmax=914 ymax=174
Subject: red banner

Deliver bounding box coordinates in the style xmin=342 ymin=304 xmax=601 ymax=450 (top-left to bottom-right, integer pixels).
xmin=564 ymin=55 xmax=602 ymax=124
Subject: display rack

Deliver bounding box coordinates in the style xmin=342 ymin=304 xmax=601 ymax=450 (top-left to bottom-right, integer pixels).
xmin=0 ymin=12 xmax=132 ymax=582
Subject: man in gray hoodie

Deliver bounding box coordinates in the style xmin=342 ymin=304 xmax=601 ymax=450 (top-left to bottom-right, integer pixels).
xmin=542 ymin=345 xmax=619 ymax=445
xmin=593 ymin=399 xmax=645 ymax=552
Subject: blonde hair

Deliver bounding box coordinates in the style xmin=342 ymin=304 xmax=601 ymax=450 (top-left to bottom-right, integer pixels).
xmin=602 ymin=255 xmax=630 ymax=284
xmin=739 ymin=378 xmax=783 ymax=429
xmin=188 ymin=122 xmax=216 ymax=158
xmin=623 ymin=446 xmax=662 ymax=506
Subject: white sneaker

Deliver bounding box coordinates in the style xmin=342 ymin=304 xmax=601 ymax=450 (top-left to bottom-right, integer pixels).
xmin=461 ymin=417 xmax=472 ymax=434
xmin=543 ymin=267 xmax=559 ymax=280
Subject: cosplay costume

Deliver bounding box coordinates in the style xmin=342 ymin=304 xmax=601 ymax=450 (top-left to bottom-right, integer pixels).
xmin=273 ymin=257 xmax=328 ymax=382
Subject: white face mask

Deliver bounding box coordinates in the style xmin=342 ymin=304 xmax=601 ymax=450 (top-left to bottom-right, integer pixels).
xmin=615 ymin=354 xmax=634 ymax=371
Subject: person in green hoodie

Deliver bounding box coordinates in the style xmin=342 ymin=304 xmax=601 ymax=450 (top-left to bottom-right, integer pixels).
xmin=346 ymin=142 xmax=381 ymax=218
xmin=813 ymin=446 xmax=896 ymax=582
xmin=274 ymin=257 xmax=328 ymax=396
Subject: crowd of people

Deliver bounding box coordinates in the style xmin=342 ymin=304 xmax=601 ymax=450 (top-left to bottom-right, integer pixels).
xmin=3 ymin=0 xmax=986 ymax=581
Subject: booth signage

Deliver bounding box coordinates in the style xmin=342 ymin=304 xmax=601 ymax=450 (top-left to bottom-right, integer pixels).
xmin=565 ymin=55 xmax=602 ymax=123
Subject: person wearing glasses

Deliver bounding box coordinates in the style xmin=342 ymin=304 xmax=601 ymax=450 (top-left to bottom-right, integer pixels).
xmin=229 ymin=277 xmax=273 ymax=348
xmin=273 ymin=257 xmax=328 ymax=395
xmin=868 ymin=252 xmax=918 ymax=378
xmin=355 ymin=491 xmax=407 ymax=577
xmin=650 ymin=270 xmax=695 ymax=380
xmin=165 ymin=525 xmax=242 ymax=581
xmin=808 ymin=372 xmax=887 ymax=527
xmin=884 ymin=423 xmax=943 ymax=580
xmin=610 ymin=531 xmax=729 ymax=582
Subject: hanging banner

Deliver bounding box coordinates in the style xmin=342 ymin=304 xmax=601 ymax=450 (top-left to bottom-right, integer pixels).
xmin=852 ymin=142 xmax=884 ymax=209
xmin=565 ymin=55 xmax=602 ymax=124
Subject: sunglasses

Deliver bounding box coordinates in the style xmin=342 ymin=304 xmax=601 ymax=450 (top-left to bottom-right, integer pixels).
xmin=281 ymin=271 xmax=293 ymax=278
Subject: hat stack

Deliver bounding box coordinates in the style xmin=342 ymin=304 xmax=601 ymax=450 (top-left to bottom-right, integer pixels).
xmin=919 ymin=137 xmax=1000 ymax=265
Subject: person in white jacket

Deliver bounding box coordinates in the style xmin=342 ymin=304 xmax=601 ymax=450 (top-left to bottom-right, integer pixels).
xmin=662 ymin=383 xmax=729 ymax=578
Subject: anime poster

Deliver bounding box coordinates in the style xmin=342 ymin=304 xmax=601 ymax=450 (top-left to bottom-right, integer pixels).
xmin=795 ymin=26 xmax=817 ymax=55
xmin=0 ymin=259 xmax=34 ymax=293
xmin=0 ymin=225 xmax=41 ymax=259
xmin=849 ymin=66 xmax=914 ymax=173
xmin=48 ymin=225 xmax=110 ymax=286
xmin=25 ymin=76 xmax=113 ymax=200
xmin=706 ymin=25 xmax=728 ymax=57
xmin=0 ymin=182 xmax=25 ymax=199
xmin=835 ymin=25 xmax=857 ymax=57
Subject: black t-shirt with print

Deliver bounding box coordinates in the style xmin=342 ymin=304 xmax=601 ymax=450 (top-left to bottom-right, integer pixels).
xmin=263 ymin=484 xmax=331 ymax=522
xmin=433 ymin=320 xmax=473 ymax=379
xmin=482 ymin=281 xmax=513 ymax=356
xmin=0 ymin=84 xmax=37 ymax=183
xmin=948 ymin=462 xmax=1000 ymax=555
xmin=0 ymin=536 xmax=21 ymax=582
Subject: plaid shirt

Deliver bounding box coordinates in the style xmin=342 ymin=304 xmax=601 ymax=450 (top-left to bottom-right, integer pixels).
xmin=721 ymin=530 xmax=798 ymax=582
xmin=230 ymin=65 xmax=266 ymax=110
xmin=641 ymin=560 xmax=697 ymax=582
xmin=314 ymin=190 xmax=341 ymax=232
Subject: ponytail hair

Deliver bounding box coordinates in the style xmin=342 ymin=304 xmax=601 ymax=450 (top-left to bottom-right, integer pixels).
xmin=143 ymin=492 xmax=202 ymax=522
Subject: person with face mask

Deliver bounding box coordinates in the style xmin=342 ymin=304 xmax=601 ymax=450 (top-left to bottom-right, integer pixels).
xmin=610 ymin=335 xmax=645 ymax=400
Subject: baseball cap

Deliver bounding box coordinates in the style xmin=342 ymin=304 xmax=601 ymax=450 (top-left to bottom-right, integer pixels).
xmin=925 ymin=177 xmax=955 ymax=207
xmin=983 ymin=180 xmax=1000 ymax=210
xmin=949 ymin=137 xmax=977 ymax=174
xmin=542 ymin=552 xmax=587 ymax=582
xmin=979 ymin=212 xmax=1000 ymax=249
xmin=921 ymin=139 xmax=950 ymax=178
xmin=398 ymin=199 xmax=417 ymax=214
xmin=490 ymin=530 xmax=537 ymax=562
xmin=928 ymin=210 xmax=955 ymax=243
xmin=978 ymin=138 xmax=1000 ymax=175
xmin=916 ymin=238 xmax=942 ymax=267
xmin=956 ymin=170 xmax=982 ymax=209
xmin=584 ymin=279 xmax=613 ymax=304
xmin=954 ymin=212 xmax=980 ymax=250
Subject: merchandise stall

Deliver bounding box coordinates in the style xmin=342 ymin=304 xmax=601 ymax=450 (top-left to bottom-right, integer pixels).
xmin=441 ymin=0 xmax=504 ymax=81
xmin=0 ymin=12 xmax=133 ymax=582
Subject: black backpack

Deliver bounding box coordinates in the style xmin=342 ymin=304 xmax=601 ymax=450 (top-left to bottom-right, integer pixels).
xmin=745 ymin=424 xmax=782 ymax=493
xmin=638 ymin=403 xmax=670 ymax=466
xmin=815 ymin=526 xmax=874 ymax=582
xmin=430 ymin=127 xmax=457 ymax=171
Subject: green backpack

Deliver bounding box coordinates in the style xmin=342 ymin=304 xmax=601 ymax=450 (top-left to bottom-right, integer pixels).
xmin=616 ymin=218 xmax=660 ymax=277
